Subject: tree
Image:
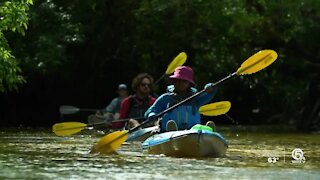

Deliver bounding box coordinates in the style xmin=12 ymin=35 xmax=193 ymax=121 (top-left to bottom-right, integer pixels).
xmin=1 ymin=0 xmax=319 ymax=130
xmin=0 ymin=0 xmax=33 ymax=92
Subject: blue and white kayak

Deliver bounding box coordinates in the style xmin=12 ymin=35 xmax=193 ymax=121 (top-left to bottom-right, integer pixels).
xmin=141 ymin=124 xmax=228 ymax=158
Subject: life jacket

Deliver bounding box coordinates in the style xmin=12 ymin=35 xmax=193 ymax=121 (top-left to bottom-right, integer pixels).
xmin=127 ymin=95 xmax=154 ymax=122
xmin=168 ymin=91 xmax=197 ymax=115
xmin=161 ymin=88 xmax=200 ymax=130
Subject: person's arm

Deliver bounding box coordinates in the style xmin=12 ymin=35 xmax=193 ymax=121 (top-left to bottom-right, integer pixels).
xmin=105 ymin=98 xmax=118 ymax=113
xmin=195 ymin=84 xmax=218 ymax=107
xmin=111 ymin=98 xmax=130 ymax=129
xmin=144 ymin=94 xmax=169 ymax=118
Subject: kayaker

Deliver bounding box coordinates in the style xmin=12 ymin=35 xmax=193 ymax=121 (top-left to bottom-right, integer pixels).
xmin=104 ymin=83 xmax=129 ymax=118
xmin=145 ymin=66 xmax=217 ymax=132
xmin=112 ymin=73 xmax=156 ymax=129
xmin=88 ymin=84 xmax=128 ymax=128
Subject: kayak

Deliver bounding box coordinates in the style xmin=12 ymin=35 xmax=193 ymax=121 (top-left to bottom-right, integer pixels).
xmin=126 ymin=126 xmax=159 ymax=142
xmin=141 ymin=124 xmax=228 ymax=158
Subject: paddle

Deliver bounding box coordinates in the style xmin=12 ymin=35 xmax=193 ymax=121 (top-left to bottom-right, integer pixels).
xmin=91 ymin=49 xmax=278 ymax=154
xmin=199 ymin=101 xmax=231 ymax=116
xmin=52 ymin=117 xmax=144 ymax=137
xmin=53 ymin=101 xmax=231 ymax=136
xmin=59 ymin=105 xmax=97 ymax=115
xmin=154 ymin=52 xmax=187 ymax=85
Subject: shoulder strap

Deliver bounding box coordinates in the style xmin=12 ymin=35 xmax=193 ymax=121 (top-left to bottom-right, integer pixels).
xmin=127 ymin=95 xmax=135 ymax=113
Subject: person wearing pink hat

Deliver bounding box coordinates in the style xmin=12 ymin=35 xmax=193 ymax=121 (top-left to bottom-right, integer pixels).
xmin=145 ymin=66 xmax=217 ymax=132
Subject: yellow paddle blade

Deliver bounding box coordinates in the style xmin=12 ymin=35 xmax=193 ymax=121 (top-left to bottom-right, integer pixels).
xmin=236 ymin=50 xmax=278 ymax=75
xmin=91 ymin=130 xmax=129 ymax=154
xmin=52 ymin=122 xmax=87 ymax=136
xmin=165 ymin=52 xmax=187 ymax=75
xmin=199 ymin=101 xmax=231 ymax=116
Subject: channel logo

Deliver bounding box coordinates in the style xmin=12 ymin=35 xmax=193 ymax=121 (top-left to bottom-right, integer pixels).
xmin=291 ymin=148 xmax=306 ymax=163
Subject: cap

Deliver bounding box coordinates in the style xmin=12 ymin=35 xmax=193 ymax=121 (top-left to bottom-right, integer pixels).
xmin=118 ymin=84 xmax=127 ymax=90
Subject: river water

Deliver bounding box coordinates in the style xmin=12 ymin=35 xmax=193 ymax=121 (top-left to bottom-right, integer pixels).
xmin=0 ymin=126 xmax=319 ymax=179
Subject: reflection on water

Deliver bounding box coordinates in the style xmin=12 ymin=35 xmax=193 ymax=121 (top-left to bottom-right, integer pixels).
xmin=0 ymin=126 xmax=319 ymax=179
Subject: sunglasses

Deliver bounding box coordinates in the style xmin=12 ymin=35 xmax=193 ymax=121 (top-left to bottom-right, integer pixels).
xmin=140 ymin=83 xmax=151 ymax=87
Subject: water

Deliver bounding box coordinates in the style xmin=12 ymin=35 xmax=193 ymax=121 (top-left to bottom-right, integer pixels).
xmin=0 ymin=126 xmax=319 ymax=179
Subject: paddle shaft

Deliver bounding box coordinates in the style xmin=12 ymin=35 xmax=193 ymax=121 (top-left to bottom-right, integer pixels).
xmin=113 ymin=117 xmax=144 ymax=123
xmin=88 ymin=116 xmax=145 ymax=127
xmin=80 ymin=108 xmax=98 ymax=112
xmin=154 ymin=74 xmax=166 ymax=85
xmin=86 ymin=117 xmax=145 ymax=129
xmin=128 ymin=71 xmax=238 ymax=134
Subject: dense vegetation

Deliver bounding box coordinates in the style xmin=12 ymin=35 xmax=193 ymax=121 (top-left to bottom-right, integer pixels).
xmin=1 ymin=0 xmax=319 ymax=131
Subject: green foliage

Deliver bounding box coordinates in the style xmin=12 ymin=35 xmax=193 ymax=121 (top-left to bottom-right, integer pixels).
xmin=9 ymin=0 xmax=87 ymax=74
xmin=131 ymin=0 xmax=320 ymax=122
xmin=0 ymin=0 xmax=32 ymax=92
xmin=0 ymin=35 xmax=25 ymax=92
xmin=2 ymin=0 xmax=320 ymax=126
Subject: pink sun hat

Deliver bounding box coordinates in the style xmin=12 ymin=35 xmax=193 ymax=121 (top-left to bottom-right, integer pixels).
xmin=169 ymin=66 xmax=195 ymax=85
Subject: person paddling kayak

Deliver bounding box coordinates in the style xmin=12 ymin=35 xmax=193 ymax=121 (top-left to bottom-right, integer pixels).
xmin=145 ymin=66 xmax=217 ymax=132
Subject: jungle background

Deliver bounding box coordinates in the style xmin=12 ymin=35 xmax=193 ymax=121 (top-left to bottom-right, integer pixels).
xmin=1 ymin=0 xmax=319 ymax=132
